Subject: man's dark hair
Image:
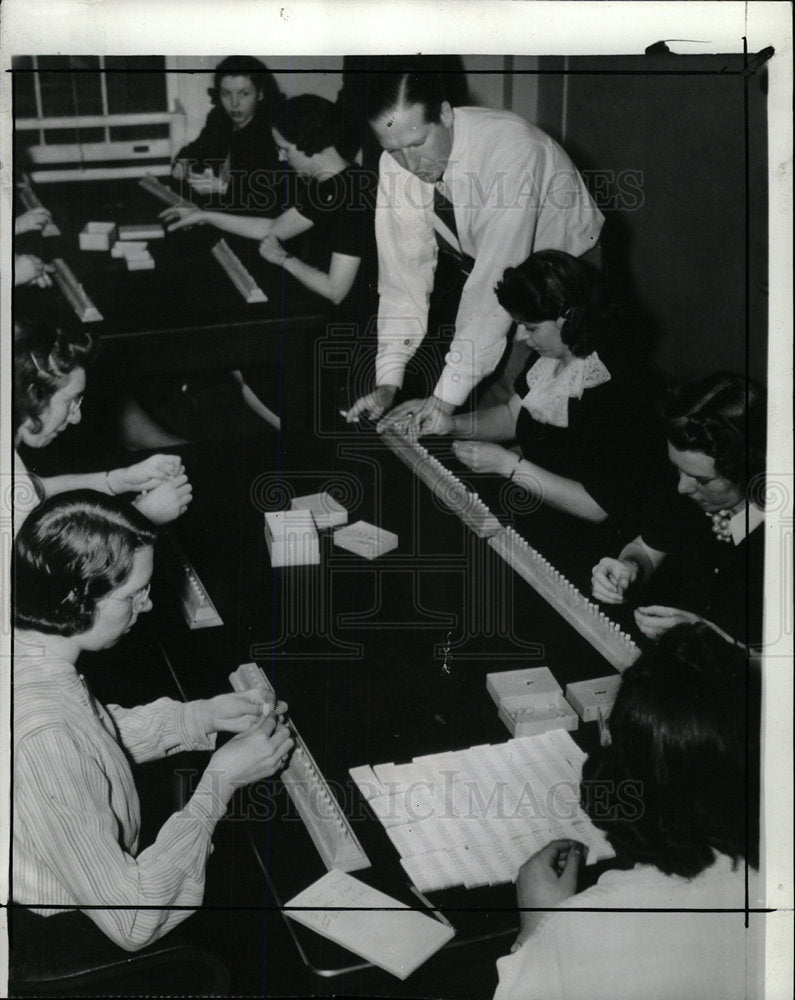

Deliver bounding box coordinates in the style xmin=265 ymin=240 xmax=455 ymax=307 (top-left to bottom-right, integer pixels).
xmin=581 ymin=623 xmax=758 ymax=877
xmin=362 ymin=56 xmax=470 ymax=124
xmin=14 ymin=492 xmax=157 ymax=637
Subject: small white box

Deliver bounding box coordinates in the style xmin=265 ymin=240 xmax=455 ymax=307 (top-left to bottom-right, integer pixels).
xmin=126 ymin=252 xmax=155 ymax=271
xmin=565 ymin=675 xmax=622 ymax=724
xmin=119 ymin=223 xmax=165 ymax=240
xmin=486 ymin=667 xmax=561 ymax=712
xmin=498 ymin=694 xmax=579 ymax=737
xmin=290 ymin=492 xmax=348 ymax=530
xmin=79 ymin=221 xmax=117 ymax=251
xmin=264 ymin=510 xmax=320 ymax=567
xmin=112 ymin=240 xmax=149 ymax=258
xmin=333 ymin=521 xmax=397 ymax=560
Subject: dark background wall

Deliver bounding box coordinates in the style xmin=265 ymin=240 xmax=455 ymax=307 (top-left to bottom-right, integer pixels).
xmin=533 ymin=52 xmax=769 ymax=386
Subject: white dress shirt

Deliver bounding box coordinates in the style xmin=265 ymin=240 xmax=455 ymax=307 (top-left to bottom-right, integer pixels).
xmin=374 ymin=107 xmax=604 ymax=406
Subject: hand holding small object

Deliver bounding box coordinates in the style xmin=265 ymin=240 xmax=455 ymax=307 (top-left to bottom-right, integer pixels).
xmin=634 ymin=605 xmax=700 ymax=639
xmin=133 ymin=475 xmax=193 ymax=524
xmin=591 ymin=557 xmax=638 ymax=604
xmin=258 ymin=234 xmax=290 ymax=266
xmin=15 ymin=208 xmax=53 ymax=235
xmin=377 ymin=395 xmax=453 ymax=439
xmin=186 ymin=167 xmax=228 ymax=196
xmin=512 ymin=839 xmax=586 ymax=949
xmin=344 ymin=385 xmax=398 ymax=423
xmin=15 ymin=254 xmax=54 ymax=288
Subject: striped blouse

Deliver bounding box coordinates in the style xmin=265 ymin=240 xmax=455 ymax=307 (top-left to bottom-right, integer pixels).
xmin=13 ymin=646 xmax=227 ymax=951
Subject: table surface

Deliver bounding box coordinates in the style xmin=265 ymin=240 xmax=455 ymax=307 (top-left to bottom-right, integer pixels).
xmin=86 ymin=425 xmax=642 ymax=992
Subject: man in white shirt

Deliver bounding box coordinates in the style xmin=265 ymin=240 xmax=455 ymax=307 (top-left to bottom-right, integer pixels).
xmin=344 ymin=68 xmax=604 ymax=436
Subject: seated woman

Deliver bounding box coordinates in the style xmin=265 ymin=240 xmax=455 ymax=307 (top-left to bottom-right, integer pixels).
xmin=172 ymin=55 xmax=282 ymax=213
xmin=13 ymin=319 xmax=192 ymax=532
xmin=495 ymin=623 xmax=760 ymax=1000
xmin=427 ymin=252 xmax=659 ymax=547
xmin=13 ymin=492 xmax=293 ymax=951
xmin=591 ymin=372 xmax=765 ymax=650
xmin=162 ymin=94 xmax=376 ymax=308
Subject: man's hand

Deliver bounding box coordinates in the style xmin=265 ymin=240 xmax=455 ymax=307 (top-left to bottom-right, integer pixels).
xmin=591 ymin=557 xmax=639 ymax=605
xmin=376 ymin=395 xmax=454 ymax=440
xmin=343 ymin=385 xmax=399 ymax=423
xmin=451 ymin=440 xmax=517 ymax=477
xmin=513 ymin=839 xmax=586 ymax=949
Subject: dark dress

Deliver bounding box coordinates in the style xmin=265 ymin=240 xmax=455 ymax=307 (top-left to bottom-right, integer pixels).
xmin=639 ymin=480 xmax=765 ymax=651
xmin=509 ymin=354 xmax=662 ymax=581
xmin=287 ymin=166 xmax=379 ymax=427
xmin=174 ymin=105 xmax=285 ymax=215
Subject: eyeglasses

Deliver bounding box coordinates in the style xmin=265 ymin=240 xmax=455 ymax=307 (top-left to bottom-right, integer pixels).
xmin=106 ymin=583 xmax=151 ymax=613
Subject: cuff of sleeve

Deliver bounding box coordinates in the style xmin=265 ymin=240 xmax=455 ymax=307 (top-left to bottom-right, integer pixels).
xmin=375 ymin=353 xmax=407 ymax=390
xmin=178 ymin=702 xmax=218 ymax=752
xmin=434 ymin=366 xmax=478 ymax=408
xmin=185 ymin=771 xmax=230 ymax=835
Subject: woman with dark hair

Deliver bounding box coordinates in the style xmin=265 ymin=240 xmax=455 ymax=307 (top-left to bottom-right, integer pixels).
xmin=13 ymin=492 xmax=292 ymax=951
xmin=172 ymin=56 xmax=282 ymax=212
xmin=430 ymin=251 xmax=657 ymax=533
xmin=12 ymin=320 xmax=192 ymax=531
xmin=592 ymin=372 xmax=766 ymax=649
xmin=495 ymin=623 xmax=759 ymax=1000
xmin=162 ymin=94 xmax=376 ymax=307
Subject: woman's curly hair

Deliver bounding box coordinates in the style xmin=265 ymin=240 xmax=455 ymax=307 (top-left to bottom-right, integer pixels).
xmin=14 ymin=492 xmax=156 ymax=637
xmin=13 ymin=320 xmax=98 ymax=435
xmin=665 ymin=372 xmax=766 ymax=498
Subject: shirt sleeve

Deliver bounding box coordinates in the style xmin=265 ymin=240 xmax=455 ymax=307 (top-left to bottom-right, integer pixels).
xmin=434 ymin=123 xmax=604 ymax=407
xmin=107 ymin=698 xmax=216 ymax=764
xmin=15 ymin=727 xmax=228 ymax=951
xmin=374 ymin=153 xmax=438 ymax=389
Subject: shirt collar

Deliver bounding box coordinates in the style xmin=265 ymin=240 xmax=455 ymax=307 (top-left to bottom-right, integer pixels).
xmin=728 ymin=504 xmax=764 ymax=545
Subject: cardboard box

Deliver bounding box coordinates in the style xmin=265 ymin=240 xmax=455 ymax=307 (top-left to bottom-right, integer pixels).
xmin=565 ymin=675 xmax=622 ymax=724
xmin=333 ymin=521 xmax=398 ymax=560
xmin=264 ymin=510 xmax=320 ymax=567
xmin=291 ymin=492 xmax=348 ymax=530
xmin=79 ymin=221 xmax=117 ymax=251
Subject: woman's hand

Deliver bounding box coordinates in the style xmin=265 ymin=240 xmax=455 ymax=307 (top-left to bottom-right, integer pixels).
xmin=15 ymin=208 xmax=53 ymax=235
xmin=591 ymin=557 xmax=639 ymax=604
xmin=15 ymin=253 xmax=54 ymax=288
xmin=452 ymin=440 xmax=517 ymax=477
xmin=513 ymin=839 xmax=586 ymax=949
xmin=159 ymin=206 xmax=208 ymax=232
xmin=186 ymin=167 xmax=228 ymax=197
xmin=343 ymin=385 xmax=398 ymax=424
xmin=210 ymin=718 xmax=294 ymax=798
xmin=133 ymin=475 xmax=193 ymax=524
xmin=634 ymin=605 xmax=701 ymax=640
xmin=198 ymin=690 xmax=283 ymax=734
xmin=112 ymin=454 xmax=184 ymax=494
xmin=258 ymin=234 xmax=290 ymax=266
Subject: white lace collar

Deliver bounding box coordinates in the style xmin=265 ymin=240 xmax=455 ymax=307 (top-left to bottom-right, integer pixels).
xmin=519 ymin=352 xmax=611 ymax=427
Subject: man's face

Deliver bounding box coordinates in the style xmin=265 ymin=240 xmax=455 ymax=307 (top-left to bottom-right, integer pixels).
xmin=370 ymin=100 xmax=454 ymax=183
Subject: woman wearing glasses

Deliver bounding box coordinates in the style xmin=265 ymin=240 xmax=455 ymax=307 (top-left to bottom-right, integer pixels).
xmin=12 ymin=319 xmax=193 ymax=532
xmin=13 ymin=492 xmax=293 ymax=952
